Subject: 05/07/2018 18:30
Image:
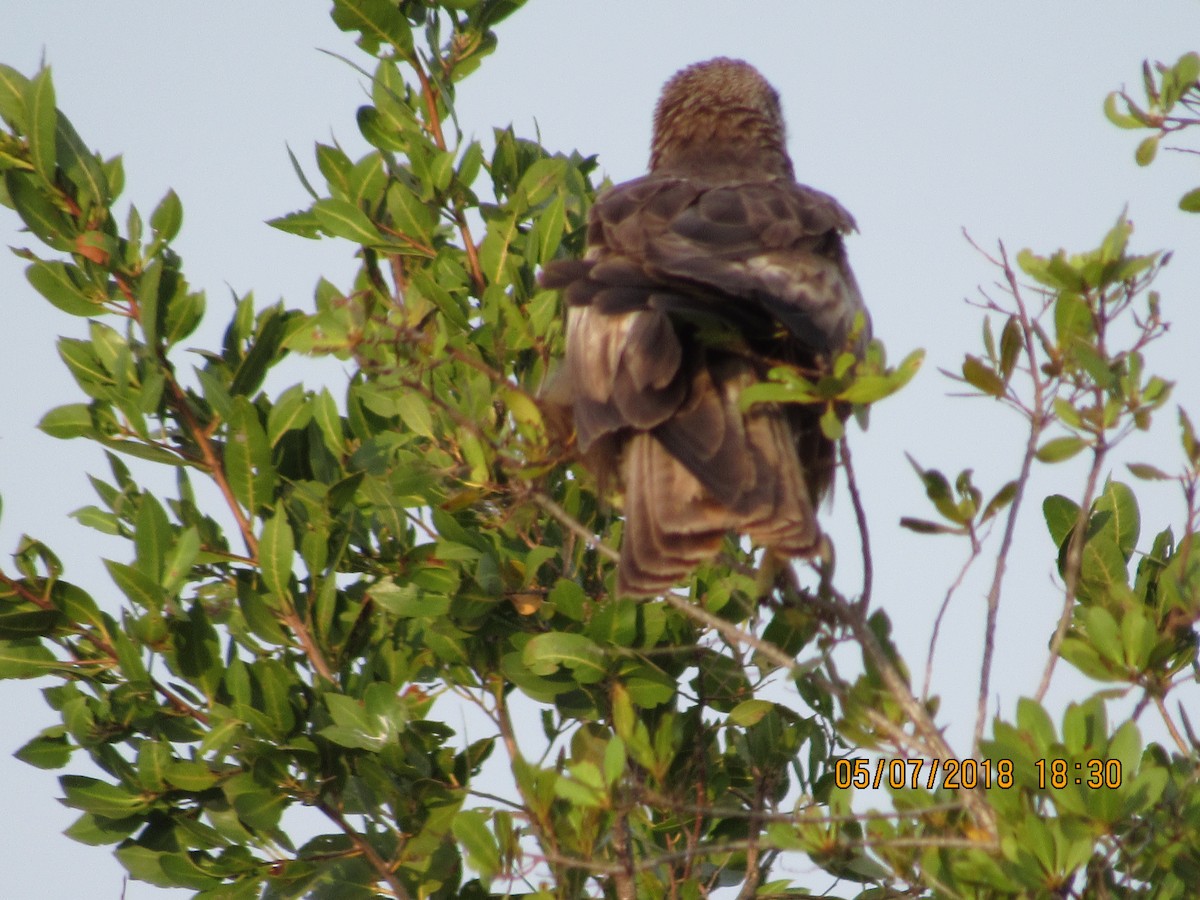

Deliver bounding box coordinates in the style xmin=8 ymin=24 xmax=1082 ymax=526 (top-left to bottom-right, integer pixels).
xmin=834 ymin=757 xmax=1124 ymax=791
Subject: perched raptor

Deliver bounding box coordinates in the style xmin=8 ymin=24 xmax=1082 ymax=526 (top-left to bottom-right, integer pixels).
xmin=542 ymin=57 xmax=869 ymax=596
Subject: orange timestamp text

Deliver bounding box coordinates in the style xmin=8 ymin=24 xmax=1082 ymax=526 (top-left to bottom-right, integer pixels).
xmin=834 ymin=757 xmax=1124 ymax=791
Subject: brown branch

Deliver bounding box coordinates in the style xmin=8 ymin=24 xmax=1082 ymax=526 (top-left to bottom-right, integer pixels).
xmin=411 ymin=56 xmax=485 ymax=295
xmin=734 ymin=778 xmax=767 ymax=900
xmin=279 ymin=605 xmax=335 ymax=683
xmin=659 ymin=591 xmax=801 ymax=675
xmin=491 ymin=674 xmax=563 ymax=883
xmin=609 ymin=805 xmax=638 ymax=900
xmin=163 ymin=376 xmax=258 ymax=559
xmin=530 ymin=490 xmax=620 ymax=563
xmin=317 ymin=802 xmax=410 ymax=900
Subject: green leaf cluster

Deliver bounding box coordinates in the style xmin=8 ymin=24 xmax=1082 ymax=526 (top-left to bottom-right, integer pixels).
xmin=1105 ymin=52 xmax=1200 ymax=211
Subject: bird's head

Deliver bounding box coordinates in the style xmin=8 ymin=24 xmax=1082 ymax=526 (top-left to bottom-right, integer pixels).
xmin=650 ymin=57 xmax=794 ymax=180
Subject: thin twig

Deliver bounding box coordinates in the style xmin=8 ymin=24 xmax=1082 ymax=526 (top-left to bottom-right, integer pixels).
xmin=973 ymin=242 xmax=1049 ymax=754
xmin=924 ymin=545 xmax=981 ymax=702
xmin=1154 ymin=694 xmax=1191 ymax=755
xmin=411 ymin=57 xmax=485 ymax=295
xmin=530 ymin=490 xmax=619 ymax=561
xmin=659 ymin=591 xmax=801 ymax=674
xmin=839 ymin=436 xmax=873 ymax=613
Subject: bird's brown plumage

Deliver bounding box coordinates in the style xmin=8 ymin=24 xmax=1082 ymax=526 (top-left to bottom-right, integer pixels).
xmin=542 ymin=58 xmax=869 ymax=595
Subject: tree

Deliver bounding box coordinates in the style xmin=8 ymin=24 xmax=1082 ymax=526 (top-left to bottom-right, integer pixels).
xmin=1 ymin=3 xmax=1199 ymax=896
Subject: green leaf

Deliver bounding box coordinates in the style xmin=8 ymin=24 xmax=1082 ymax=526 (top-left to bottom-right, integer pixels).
xmin=0 ymin=639 xmax=58 ymax=678
xmin=331 ymin=0 xmax=414 ymax=56
xmin=164 ymin=287 xmax=204 ymax=348
xmin=7 ymin=170 xmax=73 ymax=250
xmin=259 ymin=506 xmax=296 ymax=600
xmin=0 ymin=63 xmax=31 ymax=130
xmin=386 ymin=180 xmax=437 ymax=241
xmin=60 ymin=775 xmax=151 ymax=817
xmin=55 ymin=113 xmax=108 ymax=210
xmin=1179 ymin=187 xmax=1200 ymax=213
xmin=451 ymin=810 xmax=500 ymax=882
xmin=312 ymin=197 xmax=382 ymax=245
xmin=1036 ymin=436 xmax=1087 ymax=463
xmin=312 ymin=387 xmax=345 ymax=455
xmin=266 ymin=207 xmax=323 ymax=238
xmin=1043 ymin=494 xmax=1081 ymax=547
xmin=523 ymin=632 xmax=607 ymax=684
xmin=225 ymin=398 xmax=275 ymax=515
xmin=818 ymin=404 xmax=844 ymax=440
xmin=1126 ymin=462 xmax=1172 ymax=481
xmin=1079 ymin=537 xmax=1130 ymax=602
xmin=899 ymin=517 xmax=963 ymax=535
xmin=116 ymin=845 xmax=219 ymax=891
xmin=1102 ymin=92 xmax=1143 ymax=129
xmin=26 ymin=67 xmax=58 ymax=184
xmin=105 ymin=560 xmax=167 ymax=611
xmin=727 ymin=698 xmax=773 ymax=726
xmin=266 ymin=384 xmax=313 ymax=446
xmin=1092 ymin=481 xmax=1139 ymax=559
xmin=394 ymin=391 xmax=435 ymax=437
xmin=38 ymin=402 xmax=95 ymax=439
xmin=164 ymin=761 xmax=219 ymax=792
xmin=14 ymin=730 xmax=72 ymax=770
xmin=980 ymin=480 xmax=1018 ymax=523
xmin=134 ymin=492 xmax=171 ymax=581
xmin=149 ymin=188 xmax=183 ymax=244
xmin=136 ymin=740 xmax=172 ymax=791
xmin=961 ymin=355 xmax=1005 ymax=397
xmin=1134 ymin=134 xmax=1159 ymax=166
xmin=162 ymin=527 xmax=201 ymax=594
xmin=357 ymin=104 xmax=407 ymax=153
xmin=63 ymin=812 xmax=140 ymax=847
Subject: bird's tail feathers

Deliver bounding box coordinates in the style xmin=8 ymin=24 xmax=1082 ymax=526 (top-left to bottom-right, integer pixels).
xmin=616 ymin=421 xmax=819 ymax=597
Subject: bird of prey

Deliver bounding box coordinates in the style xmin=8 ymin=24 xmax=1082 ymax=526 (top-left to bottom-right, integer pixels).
xmin=541 ymin=57 xmax=869 ymax=596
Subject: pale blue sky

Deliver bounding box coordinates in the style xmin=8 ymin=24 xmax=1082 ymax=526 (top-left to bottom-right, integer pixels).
xmin=2 ymin=3 xmax=1200 ymax=896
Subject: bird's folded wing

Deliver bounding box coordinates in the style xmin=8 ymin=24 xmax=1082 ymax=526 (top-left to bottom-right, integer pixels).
xmin=586 ymin=175 xmax=869 ymax=353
